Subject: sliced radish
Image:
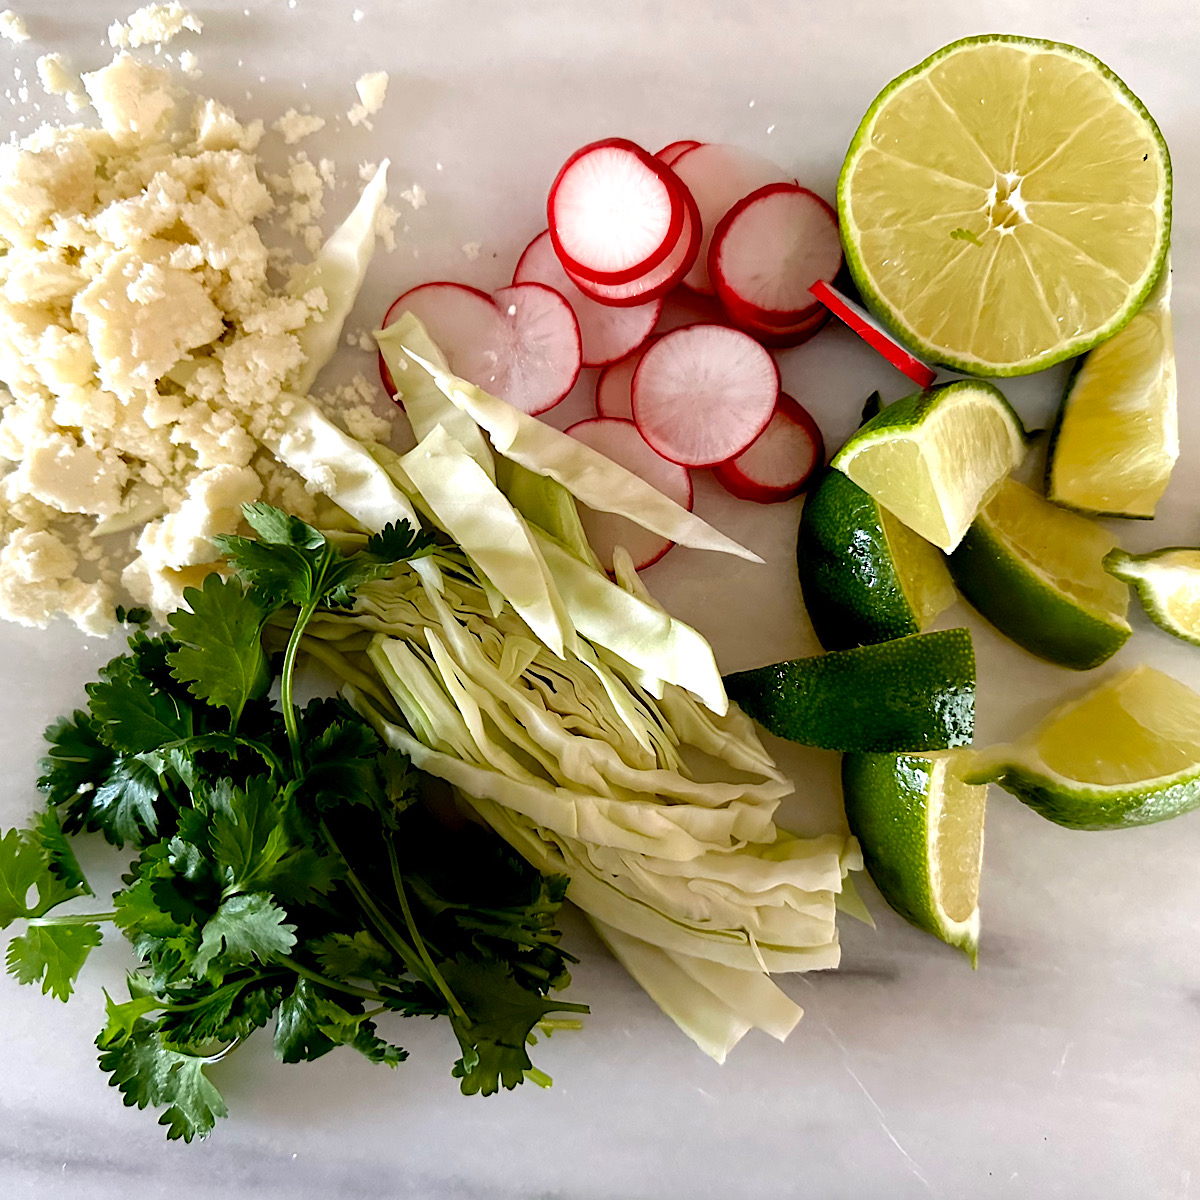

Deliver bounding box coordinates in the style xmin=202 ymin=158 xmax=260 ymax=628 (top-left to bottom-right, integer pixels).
xmin=548 ymin=138 xmax=684 ymax=285
xmin=491 ymin=283 xmax=582 ymax=414
xmin=669 ymin=143 xmax=794 ymax=294
xmin=595 ymin=338 xmax=657 ymax=420
xmin=724 ymin=304 xmax=829 ymax=350
xmin=654 ymin=287 xmax=728 ymax=334
xmin=631 ymin=324 xmax=779 ymax=467
xmin=377 ymin=282 xmax=505 ymax=397
xmin=809 ymin=279 xmax=937 ymax=389
xmin=712 ymin=394 xmax=825 ymax=503
xmin=565 ymin=179 xmax=700 ymax=308
xmin=565 ymin=417 xmax=693 ymax=572
xmin=513 ymin=229 xmax=660 ymax=367
xmin=710 ymin=183 xmax=842 ymax=328
xmin=656 ymin=139 xmax=702 ymax=166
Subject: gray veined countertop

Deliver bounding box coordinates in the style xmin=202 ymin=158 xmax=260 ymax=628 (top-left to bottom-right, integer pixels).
xmin=1 ymin=1 xmax=1198 ymax=1197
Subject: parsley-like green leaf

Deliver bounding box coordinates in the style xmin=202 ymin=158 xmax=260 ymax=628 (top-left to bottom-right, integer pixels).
xmin=98 ymin=987 xmax=163 ymax=1048
xmin=310 ymin=930 xmax=392 ymax=981
xmin=88 ymin=755 xmax=165 ymax=847
xmin=365 ymin=520 xmax=436 ymax=564
xmin=167 ymin=575 xmax=271 ymax=724
xmin=191 ymin=894 xmax=297 ymax=980
xmin=115 ymin=605 xmax=152 ymax=627
xmin=158 ymin=976 xmax=283 ymax=1049
xmin=6 ymin=922 xmax=103 ymax=1001
xmin=210 ymin=777 xmax=290 ymax=895
xmin=87 ymin=654 xmax=193 ymax=755
xmin=38 ymin=711 xmax=114 ymax=827
xmin=274 ymin=977 xmax=406 ymax=1067
xmin=241 ymin=503 xmax=326 ymax=550
xmin=0 ymin=827 xmax=47 ymax=926
xmin=31 ymin=808 xmax=92 ymax=894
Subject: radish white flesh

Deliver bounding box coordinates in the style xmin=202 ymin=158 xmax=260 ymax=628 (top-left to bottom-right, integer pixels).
xmin=595 ymin=339 xmax=656 ymax=420
xmin=566 ymin=179 xmax=700 ymax=308
xmin=491 ymin=283 xmax=582 ymax=415
xmin=809 ymin=279 xmax=937 ymax=389
xmin=631 ymin=324 xmax=780 ymax=467
xmin=711 ymin=183 xmax=842 ymax=327
xmin=712 ymin=393 xmax=825 ymax=503
xmin=378 ymin=282 xmax=505 ymax=398
xmin=513 ymin=230 xmax=660 ymax=367
xmin=549 ymin=138 xmax=683 ymax=284
xmin=566 ymin=417 xmax=693 ymax=572
xmin=669 ymin=143 xmax=794 ymax=294
xmin=656 ymin=139 xmax=702 ymax=166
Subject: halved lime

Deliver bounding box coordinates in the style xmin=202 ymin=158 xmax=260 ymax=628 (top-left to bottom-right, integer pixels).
xmin=1047 ymin=265 xmax=1177 ymax=518
xmin=948 ymin=477 xmax=1131 ymax=669
xmin=830 ymin=380 xmax=1026 ymax=553
xmin=842 ymin=749 xmax=985 ymax=963
xmin=965 ymin=665 xmax=1200 ymax=829
xmin=724 ymin=628 xmax=975 ymax=753
xmin=839 ymin=35 xmax=1172 ymax=376
xmin=798 ymin=466 xmax=955 ymax=650
xmin=1105 ymin=546 xmax=1200 ymax=647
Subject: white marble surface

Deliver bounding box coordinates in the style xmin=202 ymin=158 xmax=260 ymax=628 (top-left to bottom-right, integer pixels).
xmin=2 ymin=0 xmax=1199 ymax=1196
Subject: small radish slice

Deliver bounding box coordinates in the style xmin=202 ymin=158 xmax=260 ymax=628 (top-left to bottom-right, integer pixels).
xmin=377 ymin=282 xmax=505 ymax=397
xmin=566 ymin=417 xmax=693 ymax=572
xmin=566 ymin=178 xmax=700 ymax=308
xmin=548 ymin=138 xmax=684 ymax=285
xmin=632 ymin=324 xmax=779 ymax=467
xmin=669 ymin=143 xmax=795 ymax=294
xmin=724 ymin=304 xmax=829 ymax=350
xmin=656 ymin=139 xmax=702 ymax=166
xmin=710 ymin=183 xmax=842 ymax=327
xmin=809 ymin=279 xmax=937 ymax=389
xmin=595 ymin=338 xmax=657 ymax=420
xmin=513 ymin=230 xmax=661 ymax=367
xmin=491 ymin=282 xmax=582 ymax=415
xmin=712 ymin=394 xmax=825 ymax=503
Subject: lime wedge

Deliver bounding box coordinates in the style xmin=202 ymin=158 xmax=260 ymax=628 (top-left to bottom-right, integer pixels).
xmin=839 ymin=35 xmax=1172 ymax=376
xmin=948 ymin=477 xmax=1131 ymax=669
xmin=842 ymin=750 xmax=985 ymax=963
xmin=1105 ymin=546 xmax=1200 ymax=647
xmin=798 ymin=466 xmax=955 ymax=650
xmin=966 ymin=665 xmax=1200 ymax=829
xmin=831 ymin=380 xmax=1026 ymax=553
xmin=723 ymin=628 xmax=975 ymax=753
xmin=1047 ymin=265 xmax=1177 ymax=518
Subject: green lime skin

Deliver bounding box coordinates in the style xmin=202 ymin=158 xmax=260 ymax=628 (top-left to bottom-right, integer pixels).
xmin=798 ymin=468 xmax=920 ymax=651
xmin=723 ymin=629 xmax=975 ymax=753
xmin=947 ymin=523 xmax=1130 ymax=671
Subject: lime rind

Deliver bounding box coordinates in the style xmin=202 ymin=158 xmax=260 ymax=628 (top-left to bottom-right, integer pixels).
xmin=1104 ymin=546 xmax=1200 ymax=648
xmin=838 ymin=33 xmax=1172 ymax=377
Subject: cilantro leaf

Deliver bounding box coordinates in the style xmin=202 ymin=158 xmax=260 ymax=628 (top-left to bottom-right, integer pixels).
xmin=310 ymin=930 xmax=392 ymax=981
xmin=209 ymin=777 xmax=290 ymax=894
xmin=115 ymin=605 xmax=152 ymax=627
xmin=38 ymin=711 xmax=114 ymax=826
xmin=6 ymin=922 xmax=103 ymax=1001
xmin=86 ymin=654 xmax=194 ymax=756
xmin=241 ymin=503 xmax=326 ymax=550
xmin=274 ymin=977 xmax=405 ymax=1067
xmin=31 ymin=808 xmax=91 ymax=894
xmin=98 ymin=987 xmax=162 ymax=1048
xmin=0 ymin=826 xmax=87 ymax=926
xmin=191 ymin=894 xmax=297 ymax=980
xmin=167 ymin=575 xmax=271 ymax=724
xmin=365 ymin=520 xmax=436 ymax=563
xmin=98 ymin=1021 xmax=229 ymax=1142
xmin=87 ymin=755 xmax=165 ymax=847
xmin=157 ymin=976 xmax=283 ymax=1048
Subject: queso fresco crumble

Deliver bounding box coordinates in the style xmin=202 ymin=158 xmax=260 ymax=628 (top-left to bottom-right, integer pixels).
xmin=0 ymin=22 xmax=396 ymax=635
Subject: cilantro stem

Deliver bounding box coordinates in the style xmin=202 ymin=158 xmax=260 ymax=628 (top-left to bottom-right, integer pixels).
xmin=281 ymin=957 xmax=385 ymax=1004
xmin=27 ymin=911 xmax=116 ymax=926
xmin=524 ymin=1067 xmax=553 ymax=1089
xmin=281 ymin=599 xmax=320 ymax=775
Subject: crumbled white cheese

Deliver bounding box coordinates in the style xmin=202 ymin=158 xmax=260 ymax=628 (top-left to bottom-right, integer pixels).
xmin=347 ymin=70 xmax=387 ymax=128
xmin=178 ymin=49 xmax=199 ymax=77
xmin=0 ymin=10 xmax=29 ymax=43
xmin=109 ymin=3 xmax=202 ymax=49
xmin=462 ymin=241 xmax=481 ymax=261
xmin=352 ymin=8 xmax=364 ymax=20
xmin=399 ymin=183 xmax=425 ymax=210
xmin=273 ymin=107 xmax=325 ymax=145
xmin=314 ymin=372 xmax=395 ymax=444
xmin=375 ymin=201 xmax=398 ymax=251
xmin=35 ymin=53 xmax=88 ymax=111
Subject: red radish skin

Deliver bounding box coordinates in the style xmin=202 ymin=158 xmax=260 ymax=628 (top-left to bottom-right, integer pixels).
xmin=376 ymin=282 xmax=505 ymax=398
xmin=565 ymin=417 xmax=693 ymax=572
xmin=656 ymin=139 xmax=702 ymax=166
xmin=548 ymin=138 xmax=684 ymax=285
xmin=565 ymin=176 xmax=701 ymax=308
xmin=595 ymin=338 xmax=657 ymax=420
xmin=513 ymin=230 xmax=660 ymax=367
xmin=710 ymin=183 xmax=842 ymax=329
xmin=723 ymin=304 xmax=830 ymax=350
xmin=669 ymin=143 xmax=795 ymax=295
xmin=631 ymin=323 xmax=780 ymax=467
xmin=491 ymin=283 xmax=582 ymax=415
xmin=712 ymin=394 xmax=825 ymax=503
xmin=809 ymin=279 xmax=937 ymax=389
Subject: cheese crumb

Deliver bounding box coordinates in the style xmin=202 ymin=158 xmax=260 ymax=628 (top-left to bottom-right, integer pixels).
xmin=178 ymin=49 xmax=199 ymax=76
xmin=109 ymin=3 xmax=202 ymax=49
xmin=399 ymin=183 xmax=425 ymax=210
xmin=347 ymin=70 xmax=387 ymax=128
xmin=352 ymin=8 xmax=364 ymax=20
xmin=0 ymin=10 xmax=29 ymax=43
xmin=36 ymin=54 xmax=87 ymax=109
xmin=273 ymin=107 xmax=325 ymax=145
xmin=462 ymin=241 xmax=481 ymax=261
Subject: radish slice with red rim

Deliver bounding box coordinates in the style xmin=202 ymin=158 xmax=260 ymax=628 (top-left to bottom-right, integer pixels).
xmin=548 ymin=138 xmax=684 ymax=285
xmin=491 ymin=282 xmax=582 ymax=415
xmin=809 ymin=279 xmax=937 ymax=389
xmin=669 ymin=143 xmax=795 ymax=295
xmin=724 ymin=304 xmax=829 ymax=350
xmin=377 ymin=282 xmax=505 ymax=398
xmin=513 ymin=230 xmax=660 ymax=367
xmin=595 ymin=338 xmax=657 ymax=420
xmin=712 ymin=393 xmax=825 ymax=503
xmin=566 ymin=178 xmax=700 ymax=308
xmin=656 ymin=139 xmax=702 ymax=166
xmin=565 ymin=417 xmax=693 ymax=572
xmin=710 ymin=183 xmax=842 ymax=328
xmin=631 ymin=323 xmax=779 ymax=467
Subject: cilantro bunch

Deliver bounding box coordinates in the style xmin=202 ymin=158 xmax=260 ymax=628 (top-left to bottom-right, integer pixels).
xmin=0 ymin=504 xmax=586 ymax=1141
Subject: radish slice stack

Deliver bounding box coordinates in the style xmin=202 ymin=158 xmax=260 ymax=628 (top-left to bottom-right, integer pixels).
xmin=712 ymin=393 xmax=825 ymax=503
xmin=566 ymin=417 xmax=693 ymax=572
xmin=655 ymin=138 xmax=702 ymax=166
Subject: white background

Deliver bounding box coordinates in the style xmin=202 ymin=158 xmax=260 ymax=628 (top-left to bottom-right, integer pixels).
xmin=0 ymin=1 xmax=1197 ymax=1197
